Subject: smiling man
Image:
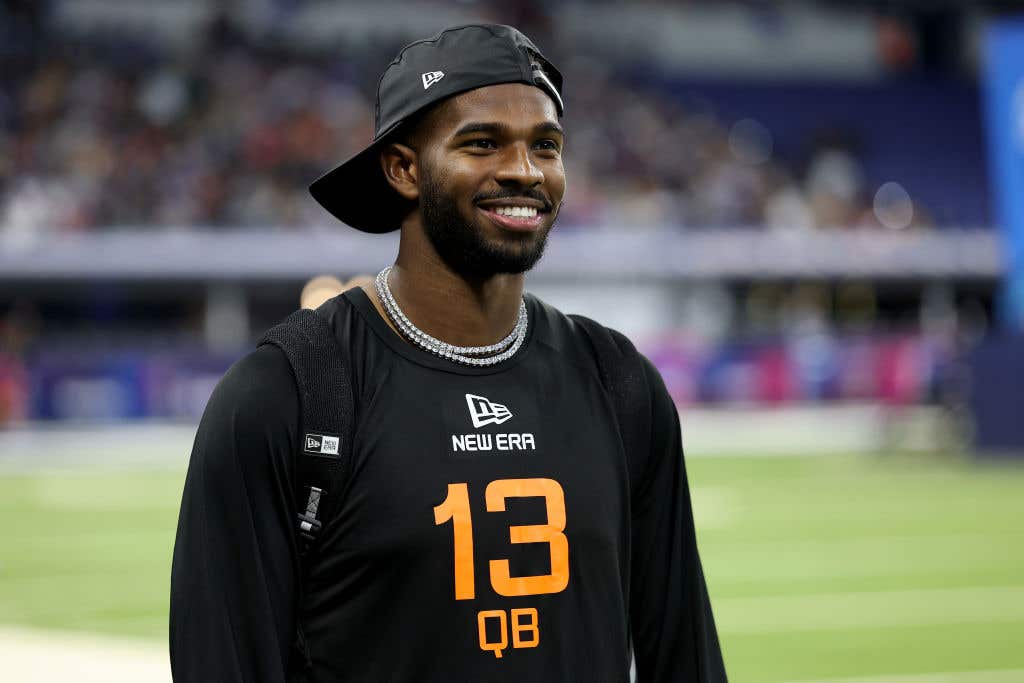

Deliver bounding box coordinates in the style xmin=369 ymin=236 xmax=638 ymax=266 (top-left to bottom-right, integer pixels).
xmin=170 ymin=24 xmax=725 ymax=683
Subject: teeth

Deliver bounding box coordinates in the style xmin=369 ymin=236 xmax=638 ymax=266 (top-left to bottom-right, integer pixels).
xmin=493 ymin=206 xmax=538 ymax=218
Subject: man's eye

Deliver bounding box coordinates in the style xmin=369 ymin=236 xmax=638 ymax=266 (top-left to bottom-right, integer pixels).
xmin=535 ymin=139 xmax=560 ymax=152
xmin=467 ymin=139 xmax=496 ymax=150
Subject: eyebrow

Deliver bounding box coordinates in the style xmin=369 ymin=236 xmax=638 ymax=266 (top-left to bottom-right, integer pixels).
xmin=452 ymin=121 xmax=565 ymax=138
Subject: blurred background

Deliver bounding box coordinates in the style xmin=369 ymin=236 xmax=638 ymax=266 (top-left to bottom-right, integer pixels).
xmin=1 ymin=0 xmax=1023 ymax=681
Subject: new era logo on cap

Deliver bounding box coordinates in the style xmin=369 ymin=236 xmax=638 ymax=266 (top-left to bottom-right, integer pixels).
xmin=465 ymin=393 xmax=512 ymax=429
xmin=421 ymin=70 xmax=445 ymax=90
xmin=304 ymin=433 xmax=340 ymax=457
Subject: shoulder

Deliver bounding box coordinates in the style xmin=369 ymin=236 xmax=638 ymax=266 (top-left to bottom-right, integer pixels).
xmin=526 ymin=292 xmax=672 ymax=409
xmin=527 ymin=292 xmax=645 ymax=373
xmin=525 ymin=292 xmax=637 ymax=360
xmin=217 ymin=344 xmax=295 ymax=402
xmin=202 ymin=344 xmax=299 ymax=433
xmin=310 ymin=286 xmax=373 ymax=355
xmin=187 ymin=344 xmax=300 ymax=488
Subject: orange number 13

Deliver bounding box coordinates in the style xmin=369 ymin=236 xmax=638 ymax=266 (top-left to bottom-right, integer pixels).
xmin=433 ymin=478 xmax=570 ymax=600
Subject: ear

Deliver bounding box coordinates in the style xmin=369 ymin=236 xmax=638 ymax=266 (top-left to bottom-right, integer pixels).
xmin=380 ymin=143 xmax=420 ymax=202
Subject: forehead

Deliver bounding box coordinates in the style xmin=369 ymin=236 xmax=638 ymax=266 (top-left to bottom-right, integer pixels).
xmin=429 ymin=83 xmax=560 ymax=135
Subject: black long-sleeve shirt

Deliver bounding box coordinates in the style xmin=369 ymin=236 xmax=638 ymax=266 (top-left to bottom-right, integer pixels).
xmin=170 ymin=287 xmax=725 ymax=682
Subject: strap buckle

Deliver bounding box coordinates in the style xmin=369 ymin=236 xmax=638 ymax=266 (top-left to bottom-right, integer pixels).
xmin=297 ymin=486 xmax=324 ymax=542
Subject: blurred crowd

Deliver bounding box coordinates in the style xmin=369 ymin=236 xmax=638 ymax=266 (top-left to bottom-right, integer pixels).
xmin=0 ymin=5 xmax=930 ymax=236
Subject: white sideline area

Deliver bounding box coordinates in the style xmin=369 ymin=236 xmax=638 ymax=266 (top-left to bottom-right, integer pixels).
xmin=0 ymin=627 xmax=170 ymax=682
xmin=681 ymin=403 xmax=947 ymax=456
xmin=0 ymin=403 xmax=949 ymax=470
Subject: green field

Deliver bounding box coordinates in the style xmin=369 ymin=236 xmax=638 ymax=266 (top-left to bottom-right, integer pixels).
xmin=1 ymin=453 xmax=1022 ymax=682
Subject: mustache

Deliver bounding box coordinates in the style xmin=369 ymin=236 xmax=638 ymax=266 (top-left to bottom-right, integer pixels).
xmin=472 ymin=188 xmax=553 ymax=212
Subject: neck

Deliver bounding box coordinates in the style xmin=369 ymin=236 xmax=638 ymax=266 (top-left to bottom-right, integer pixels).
xmin=382 ymin=225 xmax=525 ymax=348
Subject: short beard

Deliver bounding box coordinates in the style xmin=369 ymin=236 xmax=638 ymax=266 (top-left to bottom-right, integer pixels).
xmin=419 ymin=167 xmax=553 ymax=278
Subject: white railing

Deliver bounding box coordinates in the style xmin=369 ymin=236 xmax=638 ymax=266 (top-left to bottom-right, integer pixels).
xmin=0 ymin=227 xmax=1002 ymax=281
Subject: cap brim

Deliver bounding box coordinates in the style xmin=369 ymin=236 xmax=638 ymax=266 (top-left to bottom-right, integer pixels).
xmin=309 ymin=137 xmax=407 ymax=234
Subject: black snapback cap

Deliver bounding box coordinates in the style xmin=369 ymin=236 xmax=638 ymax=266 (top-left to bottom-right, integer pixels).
xmin=309 ymin=24 xmax=564 ymax=233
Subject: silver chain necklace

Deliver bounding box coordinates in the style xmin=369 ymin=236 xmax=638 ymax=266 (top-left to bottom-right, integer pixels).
xmin=375 ymin=266 xmax=528 ymax=366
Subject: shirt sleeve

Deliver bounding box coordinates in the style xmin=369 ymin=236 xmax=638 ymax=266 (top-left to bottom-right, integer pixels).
xmin=630 ymin=356 xmax=727 ymax=682
xmin=170 ymin=344 xmax=301 ymax=683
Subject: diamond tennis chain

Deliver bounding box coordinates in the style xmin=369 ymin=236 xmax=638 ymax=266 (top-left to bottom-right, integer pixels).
xmin=374 ymin=266 xmax=528 ymax=366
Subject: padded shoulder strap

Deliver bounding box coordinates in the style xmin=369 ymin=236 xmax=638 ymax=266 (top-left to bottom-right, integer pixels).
xmin=257 ymin=308 xmax=354 ymax=555
xmin=568 ymin=314 xmax=651 ymax=495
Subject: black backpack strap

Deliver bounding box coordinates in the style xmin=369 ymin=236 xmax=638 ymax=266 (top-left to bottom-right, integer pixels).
xmin=567 ymin=314 xmax=651 ymax=495
xmin=257 ymin=307 xmax=354 ymax=672
xmin=257 ymin=308 xmax=354 ymax=556
xmin=569 ymin=314 xmax=655 ymax=673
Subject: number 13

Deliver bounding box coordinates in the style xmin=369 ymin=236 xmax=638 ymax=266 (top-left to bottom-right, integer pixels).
xmin=433 ymin=478 xmax=570 ymax=600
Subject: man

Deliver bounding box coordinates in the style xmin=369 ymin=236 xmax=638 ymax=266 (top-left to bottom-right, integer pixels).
xmin=170 ymin=24 xmax=726 ymax=682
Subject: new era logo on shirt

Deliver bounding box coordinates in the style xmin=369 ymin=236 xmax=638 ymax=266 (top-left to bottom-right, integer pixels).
xmin=465 ymin=393 xmax=512 ymax=429
xmin=421 ymin=70 xmax=445 ymax=90
xmin=304 ymin=433 xmax=340 ymax=457
xmin=452 ymin=394 xmax=533 ymax=453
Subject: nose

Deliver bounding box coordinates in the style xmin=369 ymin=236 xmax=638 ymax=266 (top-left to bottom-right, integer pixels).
xmin=494 ymin=142 xmax=544 ymax=188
